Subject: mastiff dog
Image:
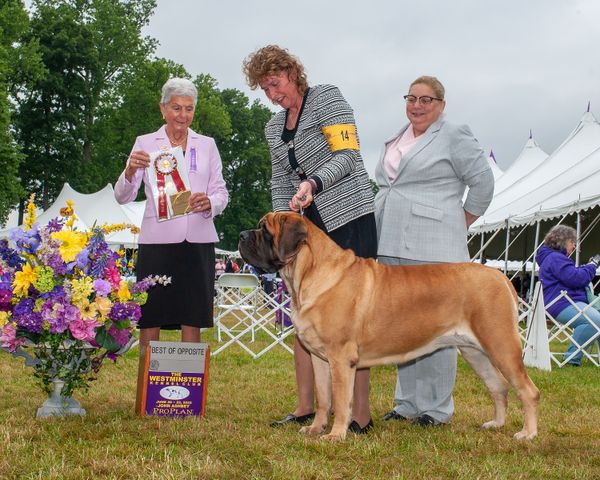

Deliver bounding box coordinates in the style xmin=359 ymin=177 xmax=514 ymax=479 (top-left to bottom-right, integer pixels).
xmin=239 ymin=212 xmax=539 ymax=441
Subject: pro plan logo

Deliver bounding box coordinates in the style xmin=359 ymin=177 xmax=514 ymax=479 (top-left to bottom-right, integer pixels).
xmin=159 ymin=386 xmax=190 ymax=400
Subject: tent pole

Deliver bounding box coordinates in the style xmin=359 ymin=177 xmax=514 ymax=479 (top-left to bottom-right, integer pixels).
xmin=479 ymin=232 xmax=485 ymax=263
xmin=528 ymin=220 xmax=541 ymax=301
xmin=504 ymin=220 xmax=510 ymax=275
xmin=576 ymin=212 xmax=581 ymax=266
xmin=470 ymin=228 xmax=502 ymax=260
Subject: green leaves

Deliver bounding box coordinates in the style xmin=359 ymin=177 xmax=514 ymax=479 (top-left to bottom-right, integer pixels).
xmin=95 ymin=326 xmax=121 ymax=353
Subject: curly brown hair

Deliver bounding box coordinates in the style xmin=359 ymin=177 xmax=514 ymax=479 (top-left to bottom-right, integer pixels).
xmin=242 ymin=45 xmax=308 ymax=95
xmin=543 ymin=225 xmax=577 ymax=251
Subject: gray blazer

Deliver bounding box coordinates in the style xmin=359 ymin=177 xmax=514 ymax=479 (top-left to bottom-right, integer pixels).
xmin=374 ymin=114 xmax=494 ymax=262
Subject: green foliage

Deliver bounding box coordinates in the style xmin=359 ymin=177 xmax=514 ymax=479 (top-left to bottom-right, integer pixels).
xmin=0 ymin=0 xmax=43 ymax=223
xmin=8 ymin=1 xmax=273 ymax=245
xmin=215 ymin=91 xmax=273 ymax=249
xmin=32 ymin=336 xmax=96 ymax=397
xmin=13 ymin=0 xmax=157 ymax=209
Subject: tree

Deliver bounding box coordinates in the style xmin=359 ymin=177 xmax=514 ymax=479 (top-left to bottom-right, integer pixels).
xmin=0 ymin=0 xmax=44 ymax=223
xmin=214 ymin=89 xmax=272 ymax=250
xmin=13 ymin=0 xmax=157 ymax=210
xmin=94 ymin=57 xmax=189 ymax=195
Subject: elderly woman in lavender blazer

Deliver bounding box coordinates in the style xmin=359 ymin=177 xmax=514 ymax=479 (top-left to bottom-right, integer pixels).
xmin=114 ymin=78 xmax=228 ymax=362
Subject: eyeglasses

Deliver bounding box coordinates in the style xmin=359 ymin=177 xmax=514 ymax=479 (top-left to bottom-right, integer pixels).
xmin=403 ymin=95 xmax=443 ymax=105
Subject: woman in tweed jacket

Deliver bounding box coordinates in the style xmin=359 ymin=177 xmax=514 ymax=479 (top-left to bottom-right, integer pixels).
xmin=244 ymin=45 xmax=376 ymax=434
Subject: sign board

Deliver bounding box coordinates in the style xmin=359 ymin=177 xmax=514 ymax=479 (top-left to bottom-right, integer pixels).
xmin=138 ymin=341 xmax=210 ymax=417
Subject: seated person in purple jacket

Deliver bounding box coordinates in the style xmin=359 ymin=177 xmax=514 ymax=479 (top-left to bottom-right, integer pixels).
xmin=536 ymin=225 xmax=600 ymax=366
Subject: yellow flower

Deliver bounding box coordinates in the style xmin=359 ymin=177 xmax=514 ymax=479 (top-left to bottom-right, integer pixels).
xmin=51 ymin=230 xmax=87 ymax=262
xmin=95 ymin=296 xmax=113 ymax=318
xmin=66 ymin=213 xmax=78 ymax=229
xmin=117 ymin=281 xmax=131 ymax=302
xmin=0 ymin=311 xmax=11 ymax=327
xmin=13 ymin=263 xmax=38 ymax=297
xmin=24 ymin=193 xmax=37 ymax=230
xmin=70 ymin=277 xmax=94 ymax=306
xmin=78 ymin=299 xmax=98 ymax=320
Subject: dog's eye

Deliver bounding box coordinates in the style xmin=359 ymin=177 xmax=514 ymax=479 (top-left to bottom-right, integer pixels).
xmin=261 ymin=224 xmax=273 ymax=243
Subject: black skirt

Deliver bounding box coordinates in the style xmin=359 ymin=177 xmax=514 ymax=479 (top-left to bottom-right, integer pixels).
xmin=135 ymin=241 xmax=215 ymax=329
xmin=325 ymin=212 xmax=378 ymax=260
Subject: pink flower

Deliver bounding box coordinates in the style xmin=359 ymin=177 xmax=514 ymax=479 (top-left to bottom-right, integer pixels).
xmin=69 ymin=317 xmax=98 ymax=342
xmin=0 ymin=323 xmax=26 ymax=352
xmin=105 ymin=266 xmax=121 ymax=290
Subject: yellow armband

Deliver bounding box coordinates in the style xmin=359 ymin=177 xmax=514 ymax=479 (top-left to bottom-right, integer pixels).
xmin=322 ymin=124 xmax=359 ymax=152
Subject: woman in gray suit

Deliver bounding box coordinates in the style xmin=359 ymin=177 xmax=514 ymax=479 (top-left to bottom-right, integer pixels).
xmin=375 ymin=76 xmax=494 ymax=426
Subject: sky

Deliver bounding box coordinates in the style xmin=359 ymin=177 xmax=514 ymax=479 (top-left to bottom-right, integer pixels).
xmin=144 ymin=0 xmax=600 ymax=177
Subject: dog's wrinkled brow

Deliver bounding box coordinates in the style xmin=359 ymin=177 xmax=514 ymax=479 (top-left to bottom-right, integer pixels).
xmin=261 ymin=222 xmax=273 ymax=240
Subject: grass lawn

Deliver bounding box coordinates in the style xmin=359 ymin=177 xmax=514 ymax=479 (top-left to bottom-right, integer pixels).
xmin=1 ymin=329 xmax=599 ymax=480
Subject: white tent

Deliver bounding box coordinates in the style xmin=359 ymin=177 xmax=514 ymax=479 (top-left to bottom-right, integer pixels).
xmin=0 ymin=183 xmax=144 ymax=247
xmin=490 ymin=135 xmax=548 ymax=198
xmin=487 ymin=150 xmax=504 ymax=181
xmin=472 ymin=110 xmax=600 ymax=234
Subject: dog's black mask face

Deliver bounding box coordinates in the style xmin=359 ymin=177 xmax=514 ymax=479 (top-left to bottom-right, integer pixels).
xmin=238 ymin=212 xmax=307 ymax=274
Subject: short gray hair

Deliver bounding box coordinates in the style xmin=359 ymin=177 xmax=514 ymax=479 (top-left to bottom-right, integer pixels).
xmin=543 ymin=225 xmax=577 ymax=251
xmin=161 ymin=78 xmax=198 ymax=106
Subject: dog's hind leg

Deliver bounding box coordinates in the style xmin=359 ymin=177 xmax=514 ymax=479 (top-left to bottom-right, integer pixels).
xmin=458 ymin=346 xmax=509 ymax=430
xmin=300 ymin=354 xmax=330 ymax=436
xmin=475 ymin=332 xmax=540 ymax=440
xmin=486 ymin=347 xmax=540 ymax=440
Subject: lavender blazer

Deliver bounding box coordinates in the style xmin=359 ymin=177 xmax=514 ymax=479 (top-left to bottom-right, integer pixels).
xmin=114 ymin=126 xmax=229 ymax=244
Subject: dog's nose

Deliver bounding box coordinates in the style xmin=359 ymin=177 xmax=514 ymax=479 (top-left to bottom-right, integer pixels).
xmin=239 ymin=231 xmax=250 ymax=242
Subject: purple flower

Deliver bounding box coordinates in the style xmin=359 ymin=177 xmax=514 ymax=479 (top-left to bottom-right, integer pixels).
xmin=93 ymin=279 xmax=112 ymax=296
xmin=45 ymin=218 xmax=64 ymax=233
xmin=0 ymin=323 xmax=25 ymax=352
xmin=41 ymin=285 xmax=66 ymax=301
xmin=108 ymin=323 xmax=131 ymax=347
xmin=0 ymin=287 xmax=12 ymax=311
xmin=41 ymin=299 xmax=79 ymax=334
xmin=109 ymin=302 xmax=141 ymax=323
xmin=10 ymin=226 xmax=41 ymax=254
xmin=0 ymin=239 xmax=24 ymax=269
xmin=75 ymin=248 xmax=90 ymax=271
xmin=45 ymin=252 xmax=67 ymax=275
xmin=131 ymin=276 xmax=156 ymax=294
xmin=13 ymin=298 xmax=44 ymax=334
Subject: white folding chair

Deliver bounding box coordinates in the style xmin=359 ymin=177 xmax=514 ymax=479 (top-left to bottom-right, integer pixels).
xmin=212 ymin=275 xmax=295 ymax=358
xmin=545 ymin=291 xmax=600 ymax=367
xmin=214 ymin=273 xmax=261 ymax=343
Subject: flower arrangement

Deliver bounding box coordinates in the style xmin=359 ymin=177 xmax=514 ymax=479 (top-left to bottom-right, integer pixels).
xmin=0 ymin=195 xmax=169 ymax=398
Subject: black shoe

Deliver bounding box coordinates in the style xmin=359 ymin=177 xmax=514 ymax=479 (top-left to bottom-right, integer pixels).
xmin=413 ymin=414 xmax=442 ymax=427
xmin=270 ymin=412 xmax=315 ymax=427
xmin=382 ymin=410 xmax=407 ymax=421
xmin=348 ymin=418 xmax=374 ymax=434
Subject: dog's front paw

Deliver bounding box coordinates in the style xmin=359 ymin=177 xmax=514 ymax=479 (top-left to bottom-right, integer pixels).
xmin=513 ymin=429 xmax=537 ymax=440
xmin=299 ymin=424 xmax=326 ymax=436
xmin=321 ymin=431 xmax=346 ymax=442
xmin=481 ymin=420 xmax=503 ymax=430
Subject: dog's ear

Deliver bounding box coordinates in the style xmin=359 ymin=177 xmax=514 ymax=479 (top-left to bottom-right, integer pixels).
xmin=275 ymin=213 xmax=308 ymax=262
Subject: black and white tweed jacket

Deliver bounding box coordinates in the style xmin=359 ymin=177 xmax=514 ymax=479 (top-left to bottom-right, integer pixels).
xmin=265 ymin=84 xmax=375 ymax=232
